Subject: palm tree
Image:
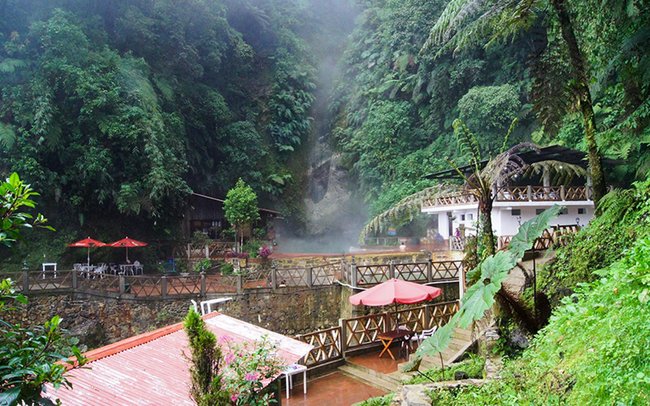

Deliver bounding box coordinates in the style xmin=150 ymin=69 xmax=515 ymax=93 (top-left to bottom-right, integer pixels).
xmin=423 ymin=0 xmax=606 ymax=206
xmin=361 ymin=118 xmax=586 ymax=258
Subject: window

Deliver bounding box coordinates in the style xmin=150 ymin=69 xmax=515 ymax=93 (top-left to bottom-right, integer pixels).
xmin=460 ymin=214 xmax=466 ymax=221
xmin=468 ymin=213 xmax=473 ymax=220
xmin=511 ymin=209 xmax=521 ymax=216
xmin=578 ymin=208 xmax=586 ymax=214
xmin=536 ymin=209 xmax=545 ymax=215
xmin=559 ymin=208 xmax=568 ymax=215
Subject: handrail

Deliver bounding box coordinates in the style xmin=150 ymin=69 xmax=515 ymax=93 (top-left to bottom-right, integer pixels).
xmin=423 ymin=185 xmax=592 ymax=208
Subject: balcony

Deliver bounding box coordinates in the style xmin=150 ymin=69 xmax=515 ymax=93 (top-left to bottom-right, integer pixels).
xmin=422 ymin=185 xmax=591 ymax=210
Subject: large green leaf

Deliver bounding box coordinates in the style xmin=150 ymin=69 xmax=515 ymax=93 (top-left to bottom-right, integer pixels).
xmin=508 ymin=205 xmax=562 ymax=257
xmin=417 ymin=207 xmax=561 ymax=360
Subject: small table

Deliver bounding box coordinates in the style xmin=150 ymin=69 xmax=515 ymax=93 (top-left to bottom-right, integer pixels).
xmin=41 ymin=263 xmax=57 ymax=279
xmin=377 ymin=329 xmax=413 ymax=360
xmin=282 ymin=363 xmax=307 ymax=399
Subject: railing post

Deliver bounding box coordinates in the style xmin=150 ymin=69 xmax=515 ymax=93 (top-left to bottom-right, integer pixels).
xmin=339 ymin=318 xmax=347 ymax=357
xmin=72 ymin=269 xmax=78 ymax=290
xmin=458 ymin=264 xmax=465 ymax=300
xmin=236 ymin=274 xmax=243 ymax=294
xmin=22 ymin=270 xmax=29 ymax=292
xmin=527 ymin=185 xmax=533 ymax=201
xmin=427 ymin=259 xmax=433 ymax=282
xmin=390 ymin=260 xmax=396 ymax=279
xmin=350 ymin=258 xmax=358 ymax=287
xmin=200 ymin=272 xmax=206 ymax=297
xmin=307 ymin=267 xmax=313 ymax=288
xmin=560 ymin=185 xmax=566 ymax=201
xmin=271 ymin=266 xmax=277 ymax=290
xmin=204 ymin=244 xmax=209 ymax=258
xmin=161 ymin=275 xmax=168 ymax=298
xmin=119 ymin=275 xmax=126 ymax=295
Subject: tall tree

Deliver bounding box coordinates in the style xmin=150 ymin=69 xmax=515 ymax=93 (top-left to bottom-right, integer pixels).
xmin=424 ymin=0 xmax=607 ymax=205
xmin=223 ymin=179 xmax=260 ymax=252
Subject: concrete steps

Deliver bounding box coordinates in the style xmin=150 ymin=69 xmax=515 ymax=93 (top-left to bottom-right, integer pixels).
xmin=338 ymin=362 xmax=400 ymax=392
xmin=401 ymin=327 xmax=475 ymax=371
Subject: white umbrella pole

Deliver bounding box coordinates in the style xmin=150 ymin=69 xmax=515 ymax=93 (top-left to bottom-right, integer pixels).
xmin=87 ymin=247 xmax=90 ymax=266
xmin=126 ymin=247 xmax=129 ymax=263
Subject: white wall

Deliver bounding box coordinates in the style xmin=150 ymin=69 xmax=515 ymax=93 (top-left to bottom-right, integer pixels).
xmin=496 ymin=205 xmax=595 ymax=236
xmin=437 ymin=205 xmax=595 ymax=238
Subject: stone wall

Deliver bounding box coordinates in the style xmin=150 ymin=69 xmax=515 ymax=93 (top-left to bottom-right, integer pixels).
xmin=5 ymin=285 xmax=343 ymax=350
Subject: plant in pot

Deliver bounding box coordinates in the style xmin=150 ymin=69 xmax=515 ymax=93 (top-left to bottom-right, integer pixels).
xmin=193 ymin=258 xmax=212 ymax=274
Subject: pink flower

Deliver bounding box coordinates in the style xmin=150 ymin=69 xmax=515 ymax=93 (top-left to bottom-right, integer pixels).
xmin=224 ymin=352 xmax=235 ymax=366
xmin=244 ymin=372 xmax=259 ymax=382
xmin=231 ymin=394 xmax=238 ymax=402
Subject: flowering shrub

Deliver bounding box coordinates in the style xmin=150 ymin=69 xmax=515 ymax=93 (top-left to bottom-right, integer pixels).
xmin=219 ymin=335 xmax=283 ymax=406
xmin=225 ymin=251 xmax=250 ymax=259
xmin=258 ymin=245 xmax=272 ymax=259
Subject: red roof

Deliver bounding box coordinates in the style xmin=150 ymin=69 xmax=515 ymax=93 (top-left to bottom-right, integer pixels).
xmin=45 ymin=313 xmax=312 ymax=405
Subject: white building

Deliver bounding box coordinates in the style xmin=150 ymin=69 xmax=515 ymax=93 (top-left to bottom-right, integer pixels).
xmin=420 ymin=146 xmax=605 ymax=249
xmin=421 ymin=185 xmax=594 ymax=247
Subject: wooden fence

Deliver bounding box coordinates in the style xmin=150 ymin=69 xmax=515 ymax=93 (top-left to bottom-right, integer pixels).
xmin=296 ymin=301 xmax=460 ymax=368
xmin=342 ymin=260 xmax=463 ymax=287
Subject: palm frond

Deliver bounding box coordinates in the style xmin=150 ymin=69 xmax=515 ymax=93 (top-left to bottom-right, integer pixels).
xmin=423 ymin=0 xmax=487 ymax=52
xmin=359 ymin=184 xmax=461 ymax=241
xmin=524 ymin=160 xmax=587 ymax=184
xmin=452 ymin=119 xmax=482 ymax=166
xmin=480 ymin=142 xmax=539 ymax=187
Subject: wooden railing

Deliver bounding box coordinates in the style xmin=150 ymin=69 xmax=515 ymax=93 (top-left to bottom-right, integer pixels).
xmin=297 ymin=326 xmax=343 ymax=367
xmin=345 ymin=260 xmax=463 ymax=287
xmin=423 ymin=185 xmax=592 ymax=209
xmin=2 ymin=262 xmax=345 ymax=300
xmin=499 ymin=224 xmax=580 ymax=250
xmin=296 ymin=301 xmax=460 ymax=368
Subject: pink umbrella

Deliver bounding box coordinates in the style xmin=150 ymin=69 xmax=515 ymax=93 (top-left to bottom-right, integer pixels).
xmin=68 ymin=237 xmax=106 ymax=265
xmin=349 ymin=278 xmax=442 ymax=306
xmin=109 ymin=237 xmax=148 ymax=262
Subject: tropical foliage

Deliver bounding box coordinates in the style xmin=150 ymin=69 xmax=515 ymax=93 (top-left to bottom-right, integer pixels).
xmin=224 ymin=179 xmax=261 ymax=252
xmin=0 ymin=173 xmax=85 ymax=405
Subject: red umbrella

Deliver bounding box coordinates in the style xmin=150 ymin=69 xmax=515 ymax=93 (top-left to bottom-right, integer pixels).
xmin=109 ymin=237 xmax=148 ymax=263
xmin=68 ymin=237 xmax=107 ymax=265
xmin=349 ymin=278 xmax=442 ymax=306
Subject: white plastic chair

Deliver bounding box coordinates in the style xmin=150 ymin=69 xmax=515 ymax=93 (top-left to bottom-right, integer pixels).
xmin=414 ymin=326 xmax=438 ymax=344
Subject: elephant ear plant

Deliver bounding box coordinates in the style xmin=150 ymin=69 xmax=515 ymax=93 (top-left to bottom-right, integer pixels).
xmin=404 ymin=206 xmax=562 ymax=373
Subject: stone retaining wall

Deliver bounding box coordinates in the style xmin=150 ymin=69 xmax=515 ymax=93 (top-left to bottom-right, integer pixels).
xmin=5 ymin=285 xmax=343 ymax=350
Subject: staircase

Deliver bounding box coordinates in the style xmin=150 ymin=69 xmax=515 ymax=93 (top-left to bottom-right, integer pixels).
xmin=406 ymin=326 xmax=474 ymax=371
xmin=338 ymin=362 xmax=401 ymax=392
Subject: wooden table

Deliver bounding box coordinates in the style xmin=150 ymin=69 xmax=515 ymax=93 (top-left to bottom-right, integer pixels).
xmin=377 ymin=329 xmax=414 ymax=360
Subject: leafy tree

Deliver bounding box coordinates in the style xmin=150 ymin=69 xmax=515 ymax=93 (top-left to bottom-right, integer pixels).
xmin=224 ymin=179 xmax=260 ymax=252
xmin=183 ymin=309 xmax=230 ymax=406
xmin=0 ymin=173 xmax=86 ymax=405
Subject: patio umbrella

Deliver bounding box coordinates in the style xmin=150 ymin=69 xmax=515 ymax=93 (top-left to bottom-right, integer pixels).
xmin=68 ymin=237 xmax=106 ymax=266
xmin=349 ymin=278 xmax=442 ymax=306
xmin=109 ymin=237 xmax=148 ymax=263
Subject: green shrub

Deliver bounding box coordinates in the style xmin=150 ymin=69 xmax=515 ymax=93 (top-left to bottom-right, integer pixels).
xmin=427 ymin=235 xmax=650 ymax=405
xmin=407 ymin=354 xmax=485 ymax=384
xmin=354 ymin=393 xmax=394 ymax=406
xmin=537 ymin=180 xmax=650 ymax=305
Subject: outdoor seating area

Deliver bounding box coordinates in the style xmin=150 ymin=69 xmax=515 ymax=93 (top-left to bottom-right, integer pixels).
xmin=72 ymin=263 xmax=144 ymax=278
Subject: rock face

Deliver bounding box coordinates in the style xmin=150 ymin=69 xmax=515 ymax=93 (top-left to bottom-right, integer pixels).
xmin=305 ymin=153 xmax=367 ymax=238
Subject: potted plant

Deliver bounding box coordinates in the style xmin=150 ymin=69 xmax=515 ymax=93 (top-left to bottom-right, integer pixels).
xmin=193 ymin=258 xmax=212 ymax=274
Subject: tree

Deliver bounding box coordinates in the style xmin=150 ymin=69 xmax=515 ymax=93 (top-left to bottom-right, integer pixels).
xmin=184 ymin=309 xmax=230 ymax=406
xmin=404 ymin=206 xmax=561 ymax=372
xmin=0 ymin=173 xmax=86 ymax=405
xmin=223 ymin=179 xmax=260 ymax=252
xmin=424 ymin=0 xmax=607 ymax=206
